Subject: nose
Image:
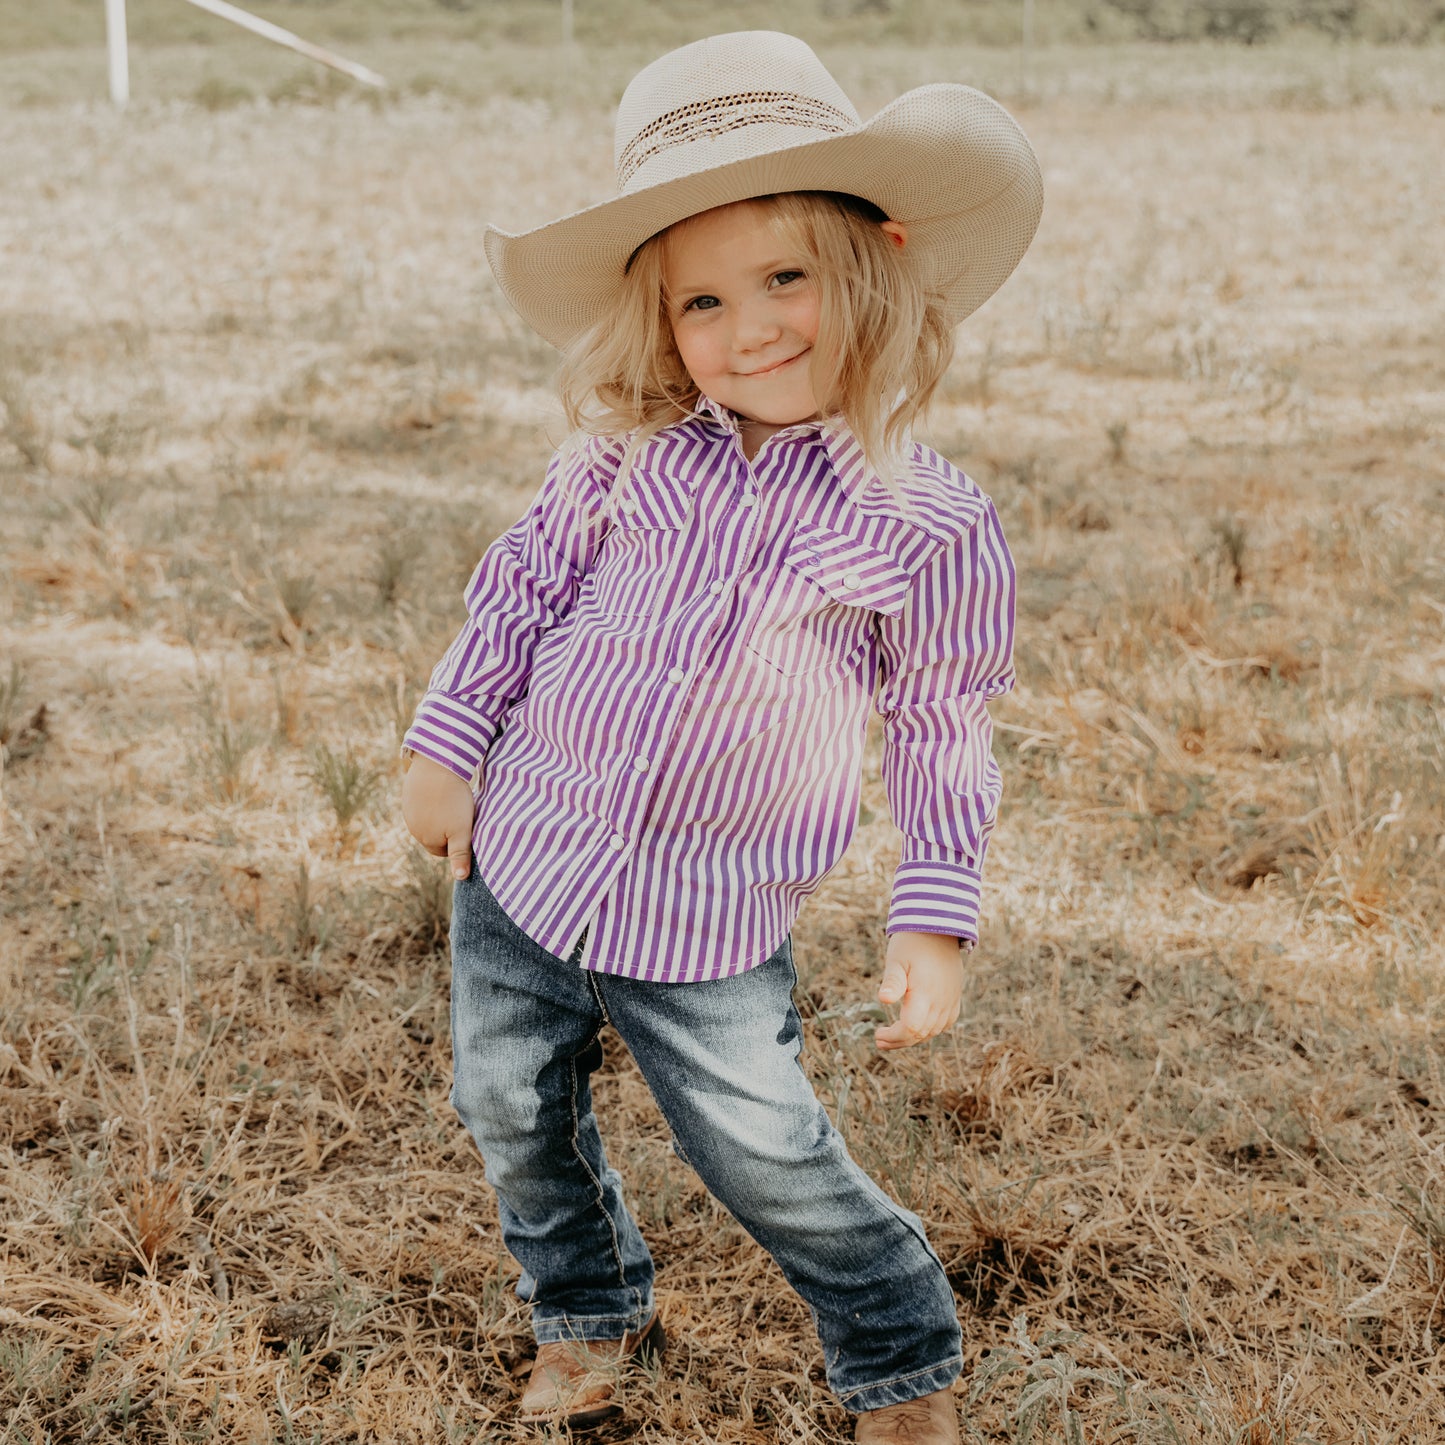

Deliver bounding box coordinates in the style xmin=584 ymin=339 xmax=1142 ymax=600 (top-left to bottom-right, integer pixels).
xmin=733 ymin=297 xmax=783 ymax=353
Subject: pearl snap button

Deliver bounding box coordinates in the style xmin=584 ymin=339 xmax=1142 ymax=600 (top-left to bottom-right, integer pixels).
xmin=608 ymin=834 xmax=625 ymax=851
xmin=667 ymin=667 xmax=685 ymax=684
xmin=709 ymin=579 xmax=726 ymax=595
xmin=843 ymin=571 xmax=863 ymax=589
xmin=742 ymin=493 xmax=757 ymax=506
xmin=619 ymin=498 xmax=638 ymax=513
xmin=633 ymin=757 xmax=650 ymax=772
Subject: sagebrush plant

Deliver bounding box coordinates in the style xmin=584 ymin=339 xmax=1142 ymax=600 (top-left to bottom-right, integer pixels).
xmin=0 ymin=657 xmax=26 ymax=745
xmin=190 ymin=672 xmax=262 ymax=806
xmin=308 ymin=741 xmax=385 ymax=832
xmin=0 ymin=35 xmax=1442 ymax=1445
xmin=274 ymin=568 xmax=318 ymax=630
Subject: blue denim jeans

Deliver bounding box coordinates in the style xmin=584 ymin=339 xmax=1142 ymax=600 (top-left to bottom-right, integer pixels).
xmin=448 ymin=867 xmax=962 ymax=1413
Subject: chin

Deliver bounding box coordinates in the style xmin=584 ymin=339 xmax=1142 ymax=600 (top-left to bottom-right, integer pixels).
xmin=748 ymin=398 xmax=818 ymax=425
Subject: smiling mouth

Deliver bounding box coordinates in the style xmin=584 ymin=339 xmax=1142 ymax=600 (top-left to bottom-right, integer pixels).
xmin=740 ymin=350 xmax=808 ymax=378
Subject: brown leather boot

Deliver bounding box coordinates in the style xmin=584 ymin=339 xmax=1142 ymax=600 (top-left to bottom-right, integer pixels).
xmin=854 ymin=1386 xmax=959 ymax=1444
xmin=517 ymin=1313 xmax=665 ymax=1430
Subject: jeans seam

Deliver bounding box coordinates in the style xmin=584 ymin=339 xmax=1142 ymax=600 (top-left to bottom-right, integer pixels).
xmin=567 ymin=1028 xmax=636 ymax=1319
xmin=836 ymin=1354 xmax=964 ymax=1407
xmin=587 ymin=971 xmax=613 ymax=1026
xmin=578 ymin=978 xmax=643 ymax=1316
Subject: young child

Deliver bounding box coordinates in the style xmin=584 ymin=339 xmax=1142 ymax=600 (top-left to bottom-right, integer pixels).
xmin=401 ymin=32 xmax=1041 ymax=1445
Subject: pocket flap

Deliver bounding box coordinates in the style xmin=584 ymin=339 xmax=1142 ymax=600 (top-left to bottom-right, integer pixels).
xmin=613 ymin=469 xmax=693 ymax=531
xmin=784 ymin=521 xmax=915 ymax=617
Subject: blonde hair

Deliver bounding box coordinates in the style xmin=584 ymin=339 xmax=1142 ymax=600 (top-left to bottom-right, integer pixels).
xmin=555 ymin=192 xmax=954 ymax=507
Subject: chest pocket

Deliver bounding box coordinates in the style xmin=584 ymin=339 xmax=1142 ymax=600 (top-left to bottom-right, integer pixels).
xmin=578 ymin=469 xmax=694 ymax=623
xmin=744 ymin=520 xmax=917 ymax=678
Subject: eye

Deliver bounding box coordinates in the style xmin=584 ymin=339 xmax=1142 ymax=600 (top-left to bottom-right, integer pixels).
xmin=681 ymin=294 xmax=719 ymax=313
xmin=771 ymin=270 xmax=806 ymax=288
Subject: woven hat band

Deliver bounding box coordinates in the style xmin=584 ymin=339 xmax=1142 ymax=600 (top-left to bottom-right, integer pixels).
xmin=617 ymin=90 xmax=855 ymax=190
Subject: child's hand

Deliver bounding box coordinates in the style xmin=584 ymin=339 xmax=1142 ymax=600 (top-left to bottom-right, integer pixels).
xmin=874 ymin=932 xmax=966 ymax=1051
xmin=402 ymin=754 xmax=476 ymax=880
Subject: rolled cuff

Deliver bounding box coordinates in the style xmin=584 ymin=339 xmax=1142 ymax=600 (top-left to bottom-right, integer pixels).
xmin=836 ymin=1353 xmax=964 ymax=1414
xmin=886 ymin=856 xmax=983 ymax=942
xmin=402 ymin=692 xmax=500 ymax=788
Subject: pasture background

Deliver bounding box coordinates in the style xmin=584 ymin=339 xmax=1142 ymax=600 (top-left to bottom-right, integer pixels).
xmin=2 ymin=3 xmax=1443 ymax=1441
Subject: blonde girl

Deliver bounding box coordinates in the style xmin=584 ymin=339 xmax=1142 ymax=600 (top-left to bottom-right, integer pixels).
xmin=401 ymin=31 xmax=1041 ymax=1444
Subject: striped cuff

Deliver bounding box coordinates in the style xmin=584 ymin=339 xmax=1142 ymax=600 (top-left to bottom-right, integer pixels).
xmin=402 ymin=691 xmax=500 ymax=788
xmin=886 ymin=857 xmax=983 ymax=943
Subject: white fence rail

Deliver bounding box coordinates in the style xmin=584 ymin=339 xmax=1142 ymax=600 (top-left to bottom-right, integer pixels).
xmin=105 ymin=0 xmax=386 ymax=107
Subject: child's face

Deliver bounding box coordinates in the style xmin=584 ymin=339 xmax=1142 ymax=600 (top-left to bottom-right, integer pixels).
xmin=661 ymin=201 xmax=822 ymax=451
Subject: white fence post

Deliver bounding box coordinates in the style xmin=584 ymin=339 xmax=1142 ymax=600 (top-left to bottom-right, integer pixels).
xmin=106 ymin=0 xmax=130 ymax=107
xmin=1021 ymin=0 xmax=1035 ymax=96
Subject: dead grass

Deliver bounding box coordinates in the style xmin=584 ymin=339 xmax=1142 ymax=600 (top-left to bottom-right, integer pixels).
xmin=2 ymin=39 xmax=1444 ymax=1445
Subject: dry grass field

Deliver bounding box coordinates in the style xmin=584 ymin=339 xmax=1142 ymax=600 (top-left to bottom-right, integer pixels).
xmin=2 ymin=29 xmax=1444 ymax=1445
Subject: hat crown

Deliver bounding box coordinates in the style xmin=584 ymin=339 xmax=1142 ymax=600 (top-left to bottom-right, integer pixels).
xmin=613 ymin=32 xmax=861 ymax=194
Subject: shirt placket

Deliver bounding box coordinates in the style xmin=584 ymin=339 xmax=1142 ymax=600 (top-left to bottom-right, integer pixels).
xmin=576 ymin=422 xmax=773 ymax=966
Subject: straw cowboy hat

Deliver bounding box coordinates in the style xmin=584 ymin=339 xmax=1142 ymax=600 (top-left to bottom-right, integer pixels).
xmin=484 ymin=31 xmax=1044 ymax=350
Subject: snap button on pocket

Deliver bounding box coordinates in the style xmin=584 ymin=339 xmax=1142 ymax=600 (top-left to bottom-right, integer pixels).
xmin=584 ymin=471 xmax=693 ymax=621
xmin=788 ymin=524 xmax=914 ymax=618
xmin=743 ymin=523 xmax=916 ymax=678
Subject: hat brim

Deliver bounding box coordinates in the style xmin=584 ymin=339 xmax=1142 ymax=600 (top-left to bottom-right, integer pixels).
xmin=484 ymin=83 xmax=1044 ymax=351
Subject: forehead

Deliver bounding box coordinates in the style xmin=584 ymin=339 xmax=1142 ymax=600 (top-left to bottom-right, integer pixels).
xmin=660 ymin=200 xmax=792 ymax=275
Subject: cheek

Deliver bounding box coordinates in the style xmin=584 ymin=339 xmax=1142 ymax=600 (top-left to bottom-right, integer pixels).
xmin=786 ymin=294 xmax=821 ymax=345
xmin=672 ymin=327 xmax=721 ymax=382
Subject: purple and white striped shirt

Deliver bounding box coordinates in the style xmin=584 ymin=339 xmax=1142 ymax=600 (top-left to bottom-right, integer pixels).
xmin=404 ymin=395 xmax=1016 ymax=984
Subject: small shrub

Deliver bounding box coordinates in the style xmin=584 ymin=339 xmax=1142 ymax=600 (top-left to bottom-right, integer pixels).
xmin=372 ymin=537 xmax=418 ymax=611
xmin=1207 ymin=515 xmax=1249 ymax=590
xmin=0 ymin=370 xmax=48 ymax=468
xmin=69 ymin=478 xmax=125 ymax=531
xmin=399 ymin=845 xmax=452 ymax=956
xmin=0 ymin=658 xmax=29 ymax=747
xmin=308 ymin=742 xmax=384 ymax=832
xmin=193 ymin=77 xmax=252 ymax=111
xmin=274 ymin=570 xmax=317 ymax=630
xmin=192 ymin=676 xmax=262 ymax=805
xmin=285 ymin=859 xmax=332 ymax=959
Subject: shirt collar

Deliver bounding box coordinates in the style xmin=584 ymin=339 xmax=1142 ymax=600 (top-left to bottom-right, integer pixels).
xmin=693 ymin=393 xmax=894 ymax=508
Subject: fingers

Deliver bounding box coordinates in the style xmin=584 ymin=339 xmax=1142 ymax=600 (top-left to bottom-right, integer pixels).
xmin=875 ymin=1000 xmax=948 ymax=1051
xmin=876 ymin=957 xmax=909 ymax=1006
xmin=874 ymin=936 xmax=966 ymax=1051
xmin=874 ymin=965 xmax=959 ymax=1051
xmin=419 ymin=829 xmax=471 ymax=879
xmin=875 ymin=957 xmax=914 ymax=1048
xmin=401 ymin=760 xmax=475 ymax=877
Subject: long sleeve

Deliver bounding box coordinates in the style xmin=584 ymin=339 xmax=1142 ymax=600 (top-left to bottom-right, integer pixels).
xmin=872 ymin=495 xmax=1016 ymax=941
xmin=403 ymin=435 xmax=624 ymax=785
